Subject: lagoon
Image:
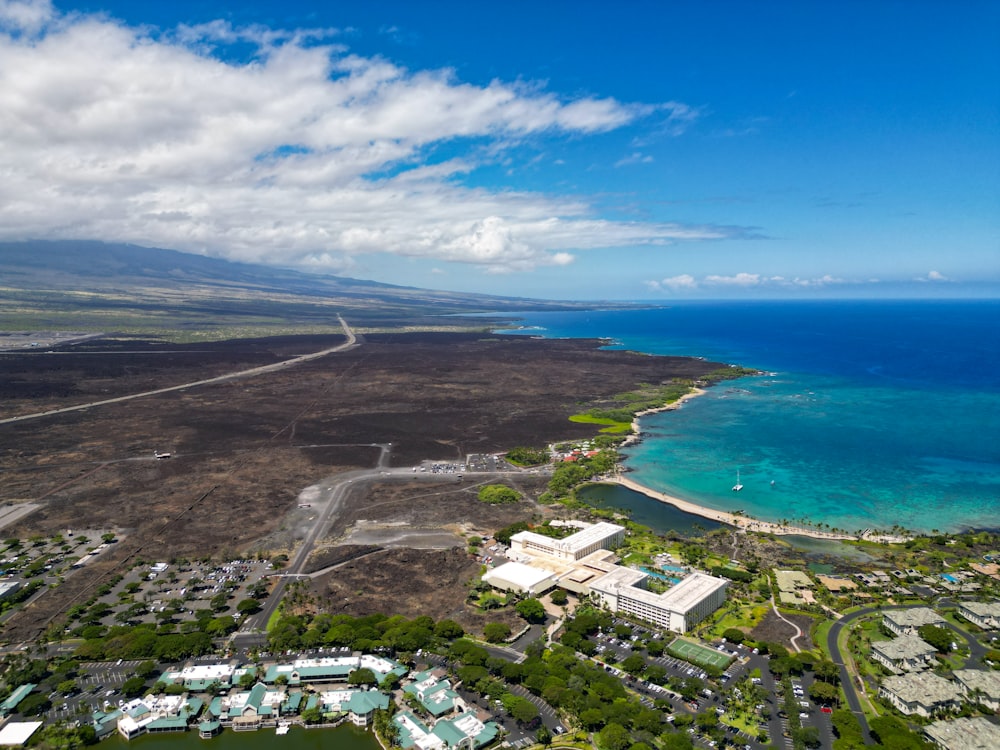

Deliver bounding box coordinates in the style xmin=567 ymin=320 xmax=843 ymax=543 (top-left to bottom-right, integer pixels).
xmin=99 ymin=725 xmax=380 ymax=750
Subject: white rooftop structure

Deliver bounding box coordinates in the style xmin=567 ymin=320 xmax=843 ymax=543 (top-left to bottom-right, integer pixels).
xmin=0 ymin=721 xmax=43 ymax=746
xmin=510 ymin=522 xmax=625 ymax=562
xmin=483 ymin=561 xmax=558 ymax=595
xmin=590 ymin=570 xmax=729 ymax=633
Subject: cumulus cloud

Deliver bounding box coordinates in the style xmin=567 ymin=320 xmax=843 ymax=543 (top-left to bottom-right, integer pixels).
xmin=0 ymin=3 xmax=734 ymax=273
xmin=704 ymin=272 xmax=763 ymax=287
xmin=919 ymin=270 xmax=950 ymax=282
xmin=0 ymin=0 xmax=53 ymax=35
xmin=646 ymin=274 xmax=697 ymax=292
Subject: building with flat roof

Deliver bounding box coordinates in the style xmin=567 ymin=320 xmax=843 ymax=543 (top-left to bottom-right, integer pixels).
xmin=871 ymin=635 xmax=936 ymax=673
xmin=482 ymin=562 xmax=557 ymax=596
xmin=883 ymin=607 xmax=946 ymax=636
xmin=0 ymin=722 xmax=43 ymax=747
xmin=924 ymin=716 xmax=1000 ymax=750
xmin=878 ymin=672 xmax=962 ymax=717
xmin=590 ymin=570 xmax=729 ymax=633
xmin=509 ymin=522 xmax=625 ymax=562
xmin=956 ymin=600 xmax=1000 ymax=630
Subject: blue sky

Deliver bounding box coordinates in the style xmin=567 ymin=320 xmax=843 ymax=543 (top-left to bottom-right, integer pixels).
xmin=0 ymin=0 xmax=997 ymax=300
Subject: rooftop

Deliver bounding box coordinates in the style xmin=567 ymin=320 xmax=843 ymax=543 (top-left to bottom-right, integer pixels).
xmin=924 ymin=717 xmax=1000 ymax=750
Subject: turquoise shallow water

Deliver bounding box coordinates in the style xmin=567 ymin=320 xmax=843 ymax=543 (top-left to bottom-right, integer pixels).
xmin=493 ymin=301 xmax=1000 ymax=534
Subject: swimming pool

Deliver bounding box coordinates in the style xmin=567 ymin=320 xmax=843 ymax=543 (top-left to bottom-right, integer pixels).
xmin=941 ymin=573 xmax=958 ymax=583
xmin=639 ymin=566 xmax=682 ymax=584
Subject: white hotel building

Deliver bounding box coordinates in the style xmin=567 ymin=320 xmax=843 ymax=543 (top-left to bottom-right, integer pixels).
xmin=589 ymin=568 xmax=729 ymax=633
xmin=509 ymin=522 xmax=626 ymax=561
xmin=497 ymin=521 xmax=728 ymax=633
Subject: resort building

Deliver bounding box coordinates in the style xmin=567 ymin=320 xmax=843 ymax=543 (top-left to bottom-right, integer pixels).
xmin=317 ymin=689 xmax=391 ymax=726
xmin=160 ymin=663 xmax=237 ymax=691
xmin=878 ymin=672 xmax=962 ymax=717
xmin=393 ymin=709 xmax=501 ymax=750
xmin=956 ymin=600 xmax=1000 ymax=630
xmin=882 ymin=607 xmax=946 ymax=636
xmin=482 ymin=561 xmax=558 ymax=596
xmin=404 ymin=670 xmax=466 ymax=717
xmin=509 ymin=522 xmax=625 ymax=562
xmin=924 ymin=716 xmax=1000 ymax=750
xmin=116 ymin=694 xmax=201 ymax=739
xmin=589 ymin=570 xmax=729 ymax=633
xmin=774 ymin=570 xmax=815 ymax=605
xmin=952 ymin=669 xmax=1000 ymax=712
xmin=871 ymin=635 xmax=936 ymax=673
xmin=0 ymin=722 xmax=43 ymax=747
xmin=0 ymin=684 xmax=35 ymax=717
xmin=264 ymin=654 xmax=408 ymax=685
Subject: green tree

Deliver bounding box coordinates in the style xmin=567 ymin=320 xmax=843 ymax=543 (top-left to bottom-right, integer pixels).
xmin=515 ymin=598 xmax=546 ymax=623
xmin=57 ymin=679 xmax=78 ymax=695
xmin=435 ymin=619 xmax=464 ymax=639
xmin=121 ymin=676 xmax=147 ymax=698
xmin=917 ymin=624 xmax=953 ymax=653
xmin=550 ymin=589 xmax=568 ymax=606
xmin=509 ymin=697 xmax=539 ymax=725
xmin=722 ymin=628 xmax=745 ymax=644
xmin=598 ymin=723 xmax=631 ymax=750
xmin=484 ymin=622 xmax=511 ymax=643
xmin=301 ymin=706 xmax=323 ymax=724
xmin=348 ymin=668 xmax=377 ymax=686
xmin=237 ymin=598 xmax=262 ymax=615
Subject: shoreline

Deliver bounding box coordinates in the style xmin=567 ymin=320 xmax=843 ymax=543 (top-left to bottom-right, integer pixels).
xmin=610 ymin=388 xmax=907 ymax=544
xmin=621 ymin=387 xmax=706 ymax=447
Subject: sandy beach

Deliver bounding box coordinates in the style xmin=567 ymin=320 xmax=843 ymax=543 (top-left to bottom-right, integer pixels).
xmin=609 ymin=389 xmax=906 ymax=543
xmin=607 ymin=475 xmax=859 ymax=541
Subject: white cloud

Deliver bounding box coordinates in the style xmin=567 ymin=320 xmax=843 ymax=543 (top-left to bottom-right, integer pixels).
xmin=0 ymin=4 xmax=732 ymax=274
xmin=649 ymin=274 xmax=697 ymax=291
xmin=645 ymin=272 xmax=856 ymax=293
xmin=614 ymin=152 xmax=654 ymax=167
xmin=0 ymin=0 xmax=53 ymax=35
xmin=704 ymin=272 xmax=763 ymax=287
xmin=921 ymin=270 xmax=949 ymax=282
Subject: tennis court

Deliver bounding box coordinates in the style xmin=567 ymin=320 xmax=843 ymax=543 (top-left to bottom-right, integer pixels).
xmin=667 ymin=638 xmax=733 ymax=670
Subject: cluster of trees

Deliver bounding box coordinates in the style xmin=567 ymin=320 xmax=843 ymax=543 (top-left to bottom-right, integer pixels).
xmin=266 ymin=612 xmax=465 ymax=655
xmin=504 ymin=446 xmax=549 ymax=466
xmin=477 ymin=485 xmax=521 ymax=505
xmin=73 ymin=624 xmax=214 ymax=661
xmin=711 ymin=565 xmax=754 ymax=583
xmin=832 ymin=710 xmax=933 ymax=750
xmin=544 ymin=449 xmax=618 ymax=502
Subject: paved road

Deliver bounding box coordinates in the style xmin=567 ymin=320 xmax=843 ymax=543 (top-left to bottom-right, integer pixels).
xmin=0 ymin=315 xmax=358 ymax=426
xmin=826 ymin=607 xmax=875 ymax=745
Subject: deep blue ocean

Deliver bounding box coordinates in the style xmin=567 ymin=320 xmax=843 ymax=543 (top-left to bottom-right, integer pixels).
xmin=491 ymin=300 xmax=1000 ymax=535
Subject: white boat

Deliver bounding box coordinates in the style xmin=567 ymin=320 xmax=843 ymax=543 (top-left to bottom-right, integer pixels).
xmin=732 ymin=469 xmax=743 ymax=492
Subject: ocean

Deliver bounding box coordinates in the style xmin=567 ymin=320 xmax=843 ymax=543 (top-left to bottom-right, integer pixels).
xmin=492 ymin=300 xmax=1000 ymax=535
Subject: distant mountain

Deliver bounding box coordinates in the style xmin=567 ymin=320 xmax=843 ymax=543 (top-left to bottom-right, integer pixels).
xmin=0 ymin=240 xmax=620 ymax=332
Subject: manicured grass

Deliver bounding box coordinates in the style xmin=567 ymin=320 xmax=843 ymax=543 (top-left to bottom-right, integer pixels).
xmin=568 ymin=414 xmax=632 ymax=434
